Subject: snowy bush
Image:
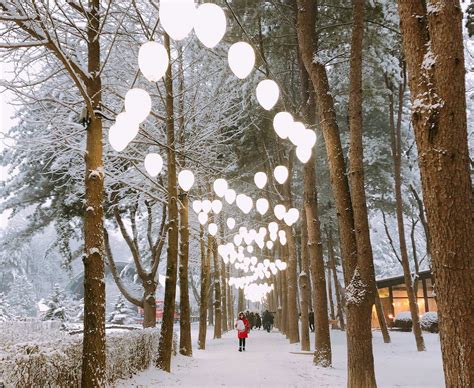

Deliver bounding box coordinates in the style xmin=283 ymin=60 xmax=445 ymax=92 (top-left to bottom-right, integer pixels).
xmin=108 ymin=296 xmax=138 ymax=325
xmin=0 ymin=321 xmax=177 ymax=387
xmin=393 ymin=311 xmax=413 ymax=331
xmin=420 ymin=312 xmax=439 ymax=333
xmin=0 ymin=293 xmax=14 ymax=322
xmin=6 ymin=275 xmax=37 ymax=318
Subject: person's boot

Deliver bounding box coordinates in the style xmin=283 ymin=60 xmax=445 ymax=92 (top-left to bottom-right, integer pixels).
xmin=239 ymin=346 xmax=242 ymax=352
xmin=243 ymin=347 xmax=245 ymax=351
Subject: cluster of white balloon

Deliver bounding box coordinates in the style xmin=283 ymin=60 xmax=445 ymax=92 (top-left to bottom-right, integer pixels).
xmin=109 ymin=0 xmax=314 ymax=303
xmin=229 ymin=279 xmax=275 ymax=303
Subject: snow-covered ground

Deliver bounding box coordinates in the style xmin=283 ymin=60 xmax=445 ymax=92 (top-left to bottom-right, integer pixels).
xmin=115 ymin=324 xmax=443 ymax=387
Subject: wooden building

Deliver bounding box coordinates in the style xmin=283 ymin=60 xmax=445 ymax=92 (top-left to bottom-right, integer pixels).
xmin=372 ymin=269 xmax=437 ymax=327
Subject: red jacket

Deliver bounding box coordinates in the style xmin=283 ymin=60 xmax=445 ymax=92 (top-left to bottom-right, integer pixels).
xmin=236 ymin=318 xmax=249 ymax=338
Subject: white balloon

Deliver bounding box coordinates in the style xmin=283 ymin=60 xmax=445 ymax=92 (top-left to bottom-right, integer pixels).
xmin=296 ymin=146 xmax=312 ymax=164
xmin=213 ymin=178 xmax=228 ymax=198
xmin=256 ymin=79 xmax=280 ymax=110
xmin=192 ymin=200 xmax=202 ymax=214
xmin=211 ymin=199 xmax=223 ymax=214
xmin=299 ymin=129 xmax=317 ymax=149
xmin=144 ymin=153 xmax=163 ymax=177
xmin=274 ymin=204 xmax=286 ymax=220
xmin=273 ymin=165 xmax=289 ymax=184
xmin=234 ymin=234 xmax=243 ymax=246
xmin=280 ymin=261 xmax=288 ymax=270
xmin=254 ymin=172 xmax=267 ymax=189
xmin=159 ymin=0 xmax=196 ymax=41
xmin=266 ymin=240 xmax=274 ymax=250
xmin=226 ymin=217 xmax=236 ymax=230
xmin=208 ymin=223 xmax=218 ymax=236
xmin=228 ymin=42 xmax=255 ymax=79
xmin=194 ymin=3 xmax=226 ymax=48
xmin=178 ymin=170 xmax=195 ymax=191
xmin=258 ymin=227 xmax=267 ymax=237
xmin=125 ymin=88 xmax=151 ymax=123
xmin=224 ymin=189 xmax=236 ymax=204
xmin=236 ymin=194 xmax=253 ymax=214
xmin=269 ymin=232 xmax=277 ymax=242
xmin=256 ymin=198 xmax=269 ymax=215
xmin=198 ymin=212 xmax=208 ymax=225
xmin=288 ymin=121 xmax=306 ymax=146
xmin=108 ymin=125 xmax=128 ymax=152
xmin=287 ymin=208 xmax=300 ymax=225
xmin=201 ymin=199 xmax=212 ymax=214
xmin=246 ymin=245 xmax=254 ymax=253
xmin=279 ymin=236 xmax=287 ymax=246
xmin=138 ymin=41 xmax=169 ymax=82
xmin=273 ymin=111 xmax=293 ymax=140
xmin=250 ymin=256 xmax=258 ymax=266
xmin=278 ymin=230 xmax=286 ymax=239
xmin=268 ymin=222 xmax=278 ymax=234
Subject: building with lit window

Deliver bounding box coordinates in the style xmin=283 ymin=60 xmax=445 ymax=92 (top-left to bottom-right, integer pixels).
xmin=372 ymin=269 xmax=437 ymax=327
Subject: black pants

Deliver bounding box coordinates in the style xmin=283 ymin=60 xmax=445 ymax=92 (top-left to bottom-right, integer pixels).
xmin=239 ymin=338 xmax=246 ymax=348
xmin=309 ymin=322 xmax=315 ymax=332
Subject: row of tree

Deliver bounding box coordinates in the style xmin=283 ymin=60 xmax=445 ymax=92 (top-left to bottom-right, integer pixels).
xmin=1 ymin=1 xmax=472 ymax=387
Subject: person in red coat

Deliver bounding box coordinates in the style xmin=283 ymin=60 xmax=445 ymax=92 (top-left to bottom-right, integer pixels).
xmin=235 ymin=311 xmax=250 ymax=352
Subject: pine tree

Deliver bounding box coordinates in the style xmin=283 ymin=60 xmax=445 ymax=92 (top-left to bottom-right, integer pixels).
xmin=0 ymin=293 xmax=14 ymax=322
xmin=43 ymin=284 xmax=68 ymax=322
xmin=107 ymin=296 xmax=137 ymax=325
xmin=7 ymin=275 xmax=37 ymax=318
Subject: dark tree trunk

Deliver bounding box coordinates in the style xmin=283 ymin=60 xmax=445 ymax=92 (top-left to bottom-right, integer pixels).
xmin=297 ymin=1 xmax=376 ymax=385
xmin=397 ymin=1 xmax=474 ymax=384
xmin=212 ymin=234 xmax=222 ymax=339
xmin=299 ymin=212 xmax=310 ymax=351
xmin=156 ymin=33 xmax=180 ymax=372
xmin=198 ymin=226 xmax=210 ymax=350
xmin=327 ymin=229 xmax=345 ymax=331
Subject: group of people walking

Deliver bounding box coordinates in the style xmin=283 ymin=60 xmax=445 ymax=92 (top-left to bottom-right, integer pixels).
xmin=234 ymin=310 xmax=275 ymax=351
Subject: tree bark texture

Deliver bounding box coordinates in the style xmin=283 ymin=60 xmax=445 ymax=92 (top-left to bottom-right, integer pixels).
xmin=327 ymin=229 xmax=345 ymax=331
xmin=81 ymin=1 xmax=106 ymax=385
xmin=212 ymin=234 xmax=222 ymax=339
xmin=198 ymin=226 xmax=210 ymax=350
xmin=156 ymin=33 xmax=179 ymax=373
xmin=299 ymin=211 xmax=310 ymax=351
xmin=397 ymin=1 xmax=474 ymax=385
xmin=297 ymin=1 xmax=376 ymax=385
xmin=388 ymin=70 xmax=425 ymax=352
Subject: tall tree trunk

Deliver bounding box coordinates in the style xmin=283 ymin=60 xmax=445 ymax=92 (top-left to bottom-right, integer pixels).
xmin=397 ymin=1 xmax=474 ymax=384
xmin=297 ymin=1 xmax=376 ymax=385
xmin=198 ymin=226 xmax=210 ymax=350
xmin=227 ymin=263 xmax=234 ymax=328
xmin=238 ymin=285 xmax=245 ymax=314
xmin=82 ymin=1 xmax=105 ymax=385
xmin=388 ymin=75 xmax=425 ymax=352
xmin=327 ymin=262 xmax=336 ymax=329
xmin=143 ymin=275 xmax=157 ymax=329
xmin=221 ymin=259 xmax=228 ymax=332
xmin=348 ymin=0 xmax=390 ymax=350
xmin=374 ymin=292 xmax=391 ymax=343
xmin=178 ymin=193 xmax=192 ymax=355
xmin=304 ymin=157 xmax=331 ymax=366
xmin=177 ymin=46 xmax=192 ymax=357
xmin=327 ymin=229 xmax=345 ymax=331
xmin=299 ymin=212 xmax=311 ymax=351
xmin=156 ymin=33 xmax=179 ymax=372
xmin=212 ymin=235 xmax=222 ymax=339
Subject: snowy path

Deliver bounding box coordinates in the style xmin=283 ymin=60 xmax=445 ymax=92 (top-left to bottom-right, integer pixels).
xmin=115 ymin=325 xmax=444 ymax=388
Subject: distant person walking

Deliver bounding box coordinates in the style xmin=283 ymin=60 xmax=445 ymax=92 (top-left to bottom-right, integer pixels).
xmin=309 ymin=311 xmax=315 ymax=332
xmin=255 ymin=313 xmax=262 ymax=329
xmin=262 ymin=310 xmax=274 ymax=333
xmin=235 ymin=311 xmax=250 ymax=352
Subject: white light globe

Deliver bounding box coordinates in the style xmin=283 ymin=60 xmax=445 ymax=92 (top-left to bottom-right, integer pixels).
xmin=125 ymin=88 xmax=151 ymax=123
xmin=198 ymin=212 xmax=208 ymax=225
xmin=288 ymin=121 xmax=306 ymax=146
xmin=280 ymin=261 xmax=288 ymax=270
xmin=296 ymin=146 xmax=312 ymax=164
xmin=236 ymin=194 xmax=253 ymax=214
xmin=250 ymin=256 xmax=258 ymax=266
xmin=287 ymin=208 xmax=300 ymax=224
xmin=192 ymin=200 xmax=202 ymax=214
xmin=300 ymin=129 xmax=317 ymax=149
xmin=208 ymin=223 xmax=218 ymax=236
xmin=256 ymin=198 xmax=269 ymax=215
xmin=280 ymin=236 xmax=287 ymax=246
xmin=273 ymin=165 xmax=289 ymax=184
xmin=274 ymin=204 xmax=286 ymax=220
xmin=254 ymin=172 xmax=267 ymax=189
xmin=228 ymin=42 xmax=255 ymax=79
xmin=144 ymin=153 xmax=163 ymax=177
xmin=258 ymin=227 xmax=267 ymax=237
xmin=178 ymin=169 xmax=195 ymax=191
xmin=224 ymin=189 xmax=236 ymax=204
xmin=201 ymin=199 xmax=212 ymax=214
xmin=211 ymin=199 xmax=223 ymax=214
xmin=194 ymin=3 xmax=226 ymax=48
xmin=115 ymin=112 xmax=140 ymax=142
xmin=213 ymin=178 xmax=228 ymax=198
xmin=269 ymin=232 xmax=277 ymax=242
xmin=138 ymin=41 xmax=169 ymax=82
xmin=273 ymin=112 xmax=293 ymax=140
xmin=226 ymin=217 xmax=236 ymax=230
xmin=278 ymin=230 xmax=286 ymax=239
xmin=246 ymin=245 xmax=254 ymax=254
xmin=268 ymin=222 xmax=278 ymax=234
xmin=109 ymin=125 xmax=129 ymax=152
xmin=256 ymin=79 xmax=280 ymax=110
xmin=159 ymin=0 xmax=196 ymax=41
xmin=234 ymin=234 xmax=243 ymax=246
xmin=266 ymin=240 xmax=274 ymax=250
